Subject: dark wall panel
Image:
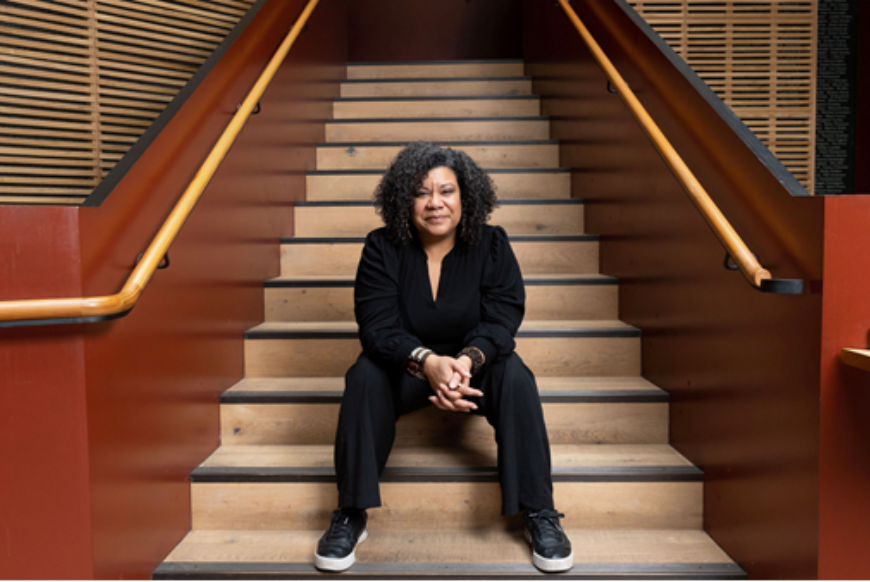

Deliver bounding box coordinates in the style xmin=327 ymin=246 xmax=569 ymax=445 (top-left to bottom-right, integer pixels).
xmin=855 ymin=3 xmax=870 ymax=194
xmin=0 ymin=208 xmax=94 ymax=579
xmin=348 ymin=0 xmax=521 ymax=61
xmin=74 ymin=0 xmax=347 ymax=577
xmin=818 ymin=196 xmax=870 ymax=579
xmin=523 ymin=1 xmax=823 ymax=578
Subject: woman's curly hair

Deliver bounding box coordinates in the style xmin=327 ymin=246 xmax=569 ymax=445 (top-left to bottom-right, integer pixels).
xmin=373 ymin=141 xmax=498 ymax=245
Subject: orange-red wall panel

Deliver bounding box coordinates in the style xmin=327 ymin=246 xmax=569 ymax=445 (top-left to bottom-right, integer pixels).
xmin=819 ymin=195 xmax=870 ymax=579
xmin=0 ymin=207 xmax=94 ymax=579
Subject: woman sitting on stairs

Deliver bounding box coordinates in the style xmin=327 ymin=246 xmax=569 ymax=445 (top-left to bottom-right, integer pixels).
xmin=314 ymin=141 xmax=573 ymax=573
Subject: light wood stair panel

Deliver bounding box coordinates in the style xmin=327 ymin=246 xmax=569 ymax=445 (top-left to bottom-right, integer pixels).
xmin=333 ymin=96 xmax=541 ymax=119
xmin=243 ymin=321 xmax=641 ymax=378
xmin=347 ymin=61 xmax=526 ymax=80
xmin=264 ymin=275 xmax=618 ymax=322
xmin=316 ymin=141 xmax=559 ymax=170
xmin=340 ymin=78 xmax=533 ymax=98
xmin=306 ymin=168 xmax=571 ymax=200
xmin=192 ymin=481 xmax=701 ymax=531
xmin=280 ymin=236 xmax=599 ymax=277
xmin=156 ymin=529 xmax=742 ymax=579
xmin=293 ymin=200 xmax=584 ymax=238
xmin=325 ymin=118 xmax=550 ymax=143
xmin=153 ymin=58 xmax=742 ymax=579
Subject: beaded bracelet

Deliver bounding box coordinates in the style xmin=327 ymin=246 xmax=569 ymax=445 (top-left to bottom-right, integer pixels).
xmin=456 ymin=346 xmax=485 ymax=376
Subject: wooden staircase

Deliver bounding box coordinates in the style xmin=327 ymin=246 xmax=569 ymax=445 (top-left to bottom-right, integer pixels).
xmin=154 ymin=60 xmax=744 ymax=579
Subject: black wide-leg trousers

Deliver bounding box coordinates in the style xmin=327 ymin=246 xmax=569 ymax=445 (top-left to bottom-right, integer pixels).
xmin=334 ymin=351 xmax=555 ymax=516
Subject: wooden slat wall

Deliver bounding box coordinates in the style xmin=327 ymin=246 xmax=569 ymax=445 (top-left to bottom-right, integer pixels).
xmin=0 ymin=0 xmax=255 ymax=205
xmin=628 ymin=1 xmax=817 ymax=193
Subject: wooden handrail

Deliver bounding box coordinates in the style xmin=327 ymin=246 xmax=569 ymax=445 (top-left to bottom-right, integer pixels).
xmin=555 ymin=0 xmax=800 ymax=294
xmin=0 ymin=0 xmax=321 ymax=325
xmin=841 ymin=349 xmax=870 ymax=373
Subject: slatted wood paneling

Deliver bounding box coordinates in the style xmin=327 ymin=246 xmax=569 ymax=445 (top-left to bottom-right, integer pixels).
xmin=629 ymin=1 xmax=817 ymax=193
xmin=0 ymin=0 xmax=255 ymax=205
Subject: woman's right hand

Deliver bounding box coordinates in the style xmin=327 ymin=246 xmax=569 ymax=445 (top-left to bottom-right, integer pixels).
xmin=423 ymin=355 xmax=481 ymax=413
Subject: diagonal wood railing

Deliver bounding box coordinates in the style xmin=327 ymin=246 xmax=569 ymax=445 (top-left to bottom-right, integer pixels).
xmin=554 ymin=0 xmax=803 ymax=295
xmin=0 ymin=0 xmax=321 ymax=327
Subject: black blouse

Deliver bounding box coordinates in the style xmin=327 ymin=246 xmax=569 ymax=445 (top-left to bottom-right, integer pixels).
xmin=354 ymin=225 xmax=525 ymax=372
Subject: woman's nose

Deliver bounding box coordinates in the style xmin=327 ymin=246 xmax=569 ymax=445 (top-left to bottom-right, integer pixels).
xmin=427 ymin=192 xmax=444 ymax=207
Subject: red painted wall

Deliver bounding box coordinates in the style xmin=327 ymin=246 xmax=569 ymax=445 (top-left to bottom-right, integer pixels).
xmin=0 ymin=208 xmax=94 ymax=579
xmin=523 ymin=1 xmax=823 ymax=577
xmin=0 ymin=0 xmax=347 ymax=577
xmin=818 ymin=196 xmax=870 ymax=579
xmin=348 ymin=0 xmax=521 ymax=61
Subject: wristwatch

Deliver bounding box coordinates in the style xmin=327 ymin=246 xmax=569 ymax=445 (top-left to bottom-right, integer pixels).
xmin=407 ymin=346 xmax=433 ymax=379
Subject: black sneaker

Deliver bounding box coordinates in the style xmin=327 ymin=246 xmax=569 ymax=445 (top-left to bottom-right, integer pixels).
xmin=314 ymin=508 xmax=368 ymax=572
xmin=524 ymin=509 xmax=573 ymax=572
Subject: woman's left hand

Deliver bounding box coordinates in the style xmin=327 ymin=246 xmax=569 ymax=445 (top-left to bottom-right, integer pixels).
xmin=425 ymin=355 xmax=481 ymax=413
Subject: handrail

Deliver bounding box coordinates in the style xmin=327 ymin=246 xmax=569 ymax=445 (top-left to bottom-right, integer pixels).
xmin=554 ymin=0 xmax=803 ymax=295
xmin=0 ymin=0 xmax=321 ymax=326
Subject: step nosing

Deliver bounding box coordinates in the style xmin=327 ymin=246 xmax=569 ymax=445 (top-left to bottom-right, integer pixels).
xmin=281 ymin=234 xmax=597 ymax=244
xmin=295 ymin=199 xmax=583 ymax=207
xmin=155 ymin=561 xmax=745 ymax=579
xmin=264 ymin=275 xmax=616 ymax=288
xmin=244 ymin=328 xmax=639 ymax=340
xmin=191 ymin=465 xmax=702 ymax=483
xmin=348 ymin=60 xmax=526 ymax=66
xmin=334 ymin=95 xmax=541 ymax=103
xmin=325 ymin=116 xmax=550 ymax=124
xmin=220 ymin=389 xmax=666 ymax=404
xmin=317 ymin=139 xmax=559 ymax=146
xmin=342 ymin=76 xmax=532 ymax=84
xmin=307 ymin=167 xmax=569 ymax=175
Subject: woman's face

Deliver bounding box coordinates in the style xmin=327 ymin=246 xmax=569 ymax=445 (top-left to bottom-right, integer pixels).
xmin=411 ymin=166 xmax=462 ymax=245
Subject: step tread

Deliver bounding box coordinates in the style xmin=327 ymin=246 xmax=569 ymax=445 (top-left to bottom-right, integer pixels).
xmin=246 ymin=320 xmax=636 ymax=335
xmin=157 ymin=529 xmax=741 ymax=576
xmin=199 ymin=444 xmax=693 ymax=471
xmin=227 ymin=376 xmax=661 ymax=394
xmin=325 ymin=116 xmax=548 ymax=123
xmin=342 ymin=75 xmax=532 ymax=83
xmin=265 ymin=273 xmax=616 ymax=287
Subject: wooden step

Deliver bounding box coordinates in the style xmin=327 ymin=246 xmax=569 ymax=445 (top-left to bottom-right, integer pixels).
xmin=220 ymin=376 xmax=667 ymax=446
xmin=243 ymin=320 xmax=640 ymax=379
xmin=316 ymin=140 xmax=559 ymax=170
xmin=264 ymin=274 xmax=618 ymax=322
xmin=325 ymin=117 xmax=550 ymax=143
xmin=189 ymin=444 xmax=700 ymax=531
xmin=156 ymin=529 xmax=743 ymax=579
xmin=346 ymin=61 xmax=526 ymax=80
xmin=280 ymin=234 xmax=598 ymax=277
xmin=341 ymin=77 xmax=533 ymax=98
xmin=293 ymin=200 xmax=584 ymax=238
xmin=306 ymin=167 xmax=570 ymax=200
xmin=332 ymin=96 xmax=540 ymax=119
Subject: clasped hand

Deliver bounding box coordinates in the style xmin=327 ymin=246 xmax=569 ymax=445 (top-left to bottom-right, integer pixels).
xmin=423 ymin=354 xmax=482 ymax=413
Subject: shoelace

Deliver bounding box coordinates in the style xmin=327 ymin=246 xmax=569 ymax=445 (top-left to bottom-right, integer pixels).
xmin=526 ymin=509 xmax=566 ymax=543
xmin=325 ymin=510 xmax=360 ymax=541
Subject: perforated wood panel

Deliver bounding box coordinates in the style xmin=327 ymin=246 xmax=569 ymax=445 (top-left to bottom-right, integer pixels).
xmin=0 ymin=0 xmax=255 ymax=205
xmin=628 ymin=1 xmax=817 ymax=193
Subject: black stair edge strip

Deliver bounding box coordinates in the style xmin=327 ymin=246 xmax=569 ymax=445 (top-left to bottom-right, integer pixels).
xmin=264 ymin=275 xmax=616 ymax=288
xmin=220 ymin=389 xmax=667 ymax=404
xmin=307 ymin=167 xmax=569 ymax=175
xmin=296 ymin=199 xmax=584 ymax=207
xmin=318 ymin=139 xmax=558 ymax=146
xmin=341 ymin=76 xmax=532 ymax=84
xmin=335 ymin=95 xmax=541 ymax=102
xmin=244 ymin=327 xmax=640 ymax=340
xmin=281 ymin=234 xmax=598 ymax=244
xmin=325 ymin=116 xmax=549 ymax=124
xmin=348 ymin=59 xmax=526 ymax=65
xmin=190 ymin=465 xmax=703 ymax=484
xmin=154 ymin=561 xmax=746 ymax=580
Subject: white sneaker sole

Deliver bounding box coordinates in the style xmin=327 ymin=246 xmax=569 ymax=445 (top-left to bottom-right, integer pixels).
xmin=314 ymin=529 xmax=368 ymax=572
xmin=525 ymin=529 xmax=574 ymax=573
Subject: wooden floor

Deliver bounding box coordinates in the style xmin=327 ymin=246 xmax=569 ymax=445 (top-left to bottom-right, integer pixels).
xmin=153 ymin=60 xmax=743 ymax=580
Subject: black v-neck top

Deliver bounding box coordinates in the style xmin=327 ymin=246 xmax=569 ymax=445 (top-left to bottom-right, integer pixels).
xmin=354 ymin=225 xmax=525 ymax=371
